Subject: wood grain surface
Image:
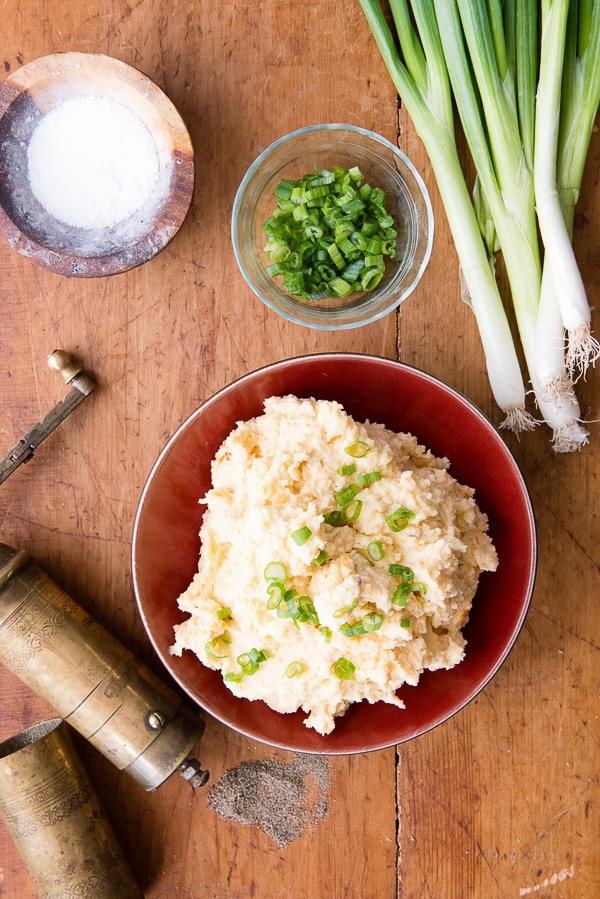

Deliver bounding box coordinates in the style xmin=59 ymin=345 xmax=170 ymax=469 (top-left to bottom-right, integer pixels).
xmin=1 ymin=2 xmax=598 ymax=897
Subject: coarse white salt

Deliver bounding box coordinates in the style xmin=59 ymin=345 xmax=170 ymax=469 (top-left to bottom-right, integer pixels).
xmin=27 ymin=95 xmax=160 ymax=230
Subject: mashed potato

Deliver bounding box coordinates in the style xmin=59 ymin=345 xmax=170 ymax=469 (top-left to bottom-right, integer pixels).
xmin=170 ymin=395 xmax=498 ymax=734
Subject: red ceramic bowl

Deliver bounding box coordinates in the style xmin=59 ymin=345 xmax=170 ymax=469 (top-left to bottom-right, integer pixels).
xmin=132 ymin=354 xmax=536 ymax=754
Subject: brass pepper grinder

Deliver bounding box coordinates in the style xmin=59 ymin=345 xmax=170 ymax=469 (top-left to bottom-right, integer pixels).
xmin=0 ymin=719 xmax=145 ymax=899
xmin=0 ymin=543 xmax=208 ymax=791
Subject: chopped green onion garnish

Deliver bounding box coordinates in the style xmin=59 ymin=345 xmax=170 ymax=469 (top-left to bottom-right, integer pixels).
xmin=338 ymin=462 xmax=357 ymax=476
xmin=340 ymin=621 xmax=365 ymax=637
xmin=400 ymin=619 xmax=411 ymax=628
xmin=333 ymin=598 xmax=359 ymax=618
xmin=385 ymin=507 xmax=416 ymax=532
xmin=262 ymin=166 xmax=397 ymax=301
xmin=224 ymin=671 xmax=243 ymax=683
xmin=363 ymin=612 xmax=384 ymax=632
xmin=361 ymin=267 xmax=384 ymax=291
xmin=389 ymin=556 xmax=428 ymax=607
xmin=216 ymin=607 xmax=232 ymax=620
xmin=333 ymin=657 xmax=356 ymax=679
xmin=297 ymin=595 xmax=320 ymax=626
xmin=276 ymin=591 xmax=320 ymax=627
xmin=341 ymin=498 xmax=362 ymax=522
xmin=344 ymin=440 xmax=371 ymax=458
xmin=319 ymin=626 xmax=332 ymax=642
xmin=340 ymin=612 xmax=384 ymax=637
xmin=236 ymin=648 xmax=269 ymax=676
xmin=367 ymin=540 xmax=385 ymax=561
xmin=356 ymin=470 xmax=382 ymax=485
xmin=312 ymin=549 xmax=329 ymax=566
xmin=329 ymin=276 xmax=354 ymax=297
xmin=205 ymin=633 xmax=232 ymax=659
xmin=264 ymin=561 xmax=287 ymax=583
xmin=267 ymin=582 xmax=285 ymax=609
xmin=391 ymin=586 xmax=409 ymax=607
xmin=323 ymin=510 xmax=342 ymax=527
xmin=285 ymin=661 xmax=304 ymax=678
xmin=336 ymin=483 xmax=360 ymax=507
xmin=275 ymin=179 xmax=295 ymax=200
xmin=291 ymin=525 xmax=312 ymax=546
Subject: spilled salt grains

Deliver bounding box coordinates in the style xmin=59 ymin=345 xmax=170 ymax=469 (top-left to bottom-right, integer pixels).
xmin=27 ymin=95 xmax=160 ymax=230
xmin=207 ymin=754 xmax=330 ymax=848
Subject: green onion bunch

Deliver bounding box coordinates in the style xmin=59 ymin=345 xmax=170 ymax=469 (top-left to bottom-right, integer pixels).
xmin=359 ymin=0 xmax=600 ymax=451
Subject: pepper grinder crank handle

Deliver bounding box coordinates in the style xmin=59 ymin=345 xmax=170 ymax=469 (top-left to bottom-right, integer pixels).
xmin=0 ymin=350 xmax=96 ymax=485
xmin=0 ymin=544 xmax=208 ymax=790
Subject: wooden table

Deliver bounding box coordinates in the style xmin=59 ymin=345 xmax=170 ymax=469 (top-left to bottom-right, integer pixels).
xmin=1 ymin=3 xmax=598 ymax=897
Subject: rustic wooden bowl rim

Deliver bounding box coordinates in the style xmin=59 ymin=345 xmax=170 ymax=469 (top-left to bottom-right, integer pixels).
xmin=0 ymin=51 xmax=195 ymax=277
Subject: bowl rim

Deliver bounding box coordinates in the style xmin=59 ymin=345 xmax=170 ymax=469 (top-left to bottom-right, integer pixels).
xmin=231 ymin=124 xmax=435 ymax=330
xmin=0 ymin=51 xmax=195 ymax=277
xmin=132 ymin=352 xmax=537 ymax=754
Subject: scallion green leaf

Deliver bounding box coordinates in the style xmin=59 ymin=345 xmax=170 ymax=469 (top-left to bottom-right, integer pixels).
xmin=358 ymin=0 xmax=534 ymax=433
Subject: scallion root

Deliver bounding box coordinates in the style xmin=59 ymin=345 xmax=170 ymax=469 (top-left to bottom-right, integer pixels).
xmin=551 ymin=422 xmax=590 ymax=453
xmin=566 ymin=324 xmax=600 ymax=376
xmin=499 ymin=407 xmax=538 ymax=435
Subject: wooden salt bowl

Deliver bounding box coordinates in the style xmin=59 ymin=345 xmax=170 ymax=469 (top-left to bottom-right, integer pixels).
xmin=0 ymin=52 xmax=194 ymax=277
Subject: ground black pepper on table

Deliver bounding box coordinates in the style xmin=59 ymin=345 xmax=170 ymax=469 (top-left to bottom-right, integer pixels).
xmin=207 ymin=754 xmax=330 ymax=848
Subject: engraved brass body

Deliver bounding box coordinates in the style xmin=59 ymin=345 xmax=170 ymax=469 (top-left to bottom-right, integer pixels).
xmin=0 ymin=543 xmax=207 ymax=791
xmin=0 ymin=719 xmax=144 ymax=899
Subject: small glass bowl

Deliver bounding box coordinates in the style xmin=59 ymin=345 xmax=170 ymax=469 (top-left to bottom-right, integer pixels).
xmin=231 ymin=124 xmax=434 ymax=330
